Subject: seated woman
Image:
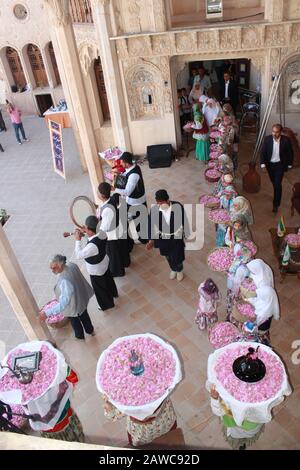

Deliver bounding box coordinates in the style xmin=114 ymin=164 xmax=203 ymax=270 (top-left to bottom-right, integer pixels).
xmin=102 ymin=396 xmax=177 ymax=447
xmin=227 ymin=244 xmax=253 ymax=319
xmin=247 ymin=285 xmax=280 ymax=345
xmin=213 ymin=173 xmax=234 ymax=196
xmin=230 ymin=196 xmax=254 ymax=226
xmin=192 ymin=104 xmax=210 ymax=162
xmin=218 ymin=153 xmax=234 ymax=174
xmin=225 ymin=214 xmax=252 ymax=248
xmin=215 ymin=186 xmax=237 ymax=247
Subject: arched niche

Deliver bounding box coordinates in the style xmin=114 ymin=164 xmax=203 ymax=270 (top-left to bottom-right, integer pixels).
xmin=26 ymin=43 xmax=48 ymax=87
xmin=5 ymin=47 xmax=26 ymax=91
xmin=125 ymin=62 xmax=164 ymax=120
xmin=48 ymin=42 xmax=61 ymax=85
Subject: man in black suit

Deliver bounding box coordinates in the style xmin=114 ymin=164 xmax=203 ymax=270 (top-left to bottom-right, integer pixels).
xmin=219 ymin=72 xmax=238 ymax=113
xmin=261 ymin=124 xmax=293 ymax=213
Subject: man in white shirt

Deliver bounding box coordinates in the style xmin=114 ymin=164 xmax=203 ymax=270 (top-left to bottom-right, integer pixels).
xmin=146 ymin=189 xmax=190 ymax=281
xmin=98 ymin=182 xmax=131 ymax=277
xmin=75 ymin=216 xmax=118 ymax=310
xmin=114 ymin=152 xmax=148 ymax=247
xmin=194 ymin=67 xmax=212 ymax=96
xmin=261 ymin=124 xmax=293 ymax=212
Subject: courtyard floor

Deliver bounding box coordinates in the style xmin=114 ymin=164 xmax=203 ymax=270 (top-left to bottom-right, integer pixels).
xmin=0 ymin=115 xmax=300 ymax=449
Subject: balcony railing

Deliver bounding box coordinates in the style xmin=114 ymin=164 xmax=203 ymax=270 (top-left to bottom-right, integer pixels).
xmin=69 ymin=0 xmax=93 ymax=23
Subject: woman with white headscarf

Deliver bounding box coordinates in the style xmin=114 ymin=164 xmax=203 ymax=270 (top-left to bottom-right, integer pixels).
xmin=230 ymin=196 xmax=254 ymax=225
xmin=203 ymin=98 xmax=222 ymax=127
xmin=246 ymin=259 xmax=274 ymax=288
xmin=248 ymin=285 xmax=280 ymax=344
xmin=189 ymin=83 xmax=203 ymax=104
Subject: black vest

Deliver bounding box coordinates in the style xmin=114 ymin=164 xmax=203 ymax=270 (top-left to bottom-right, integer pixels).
xmin=125 ymin=165 xmax=145 ymax=200
xmin=100 ymin=196 xmax=120 ymax=231
xmin=85 ymin=237 xmax=106 ymax=265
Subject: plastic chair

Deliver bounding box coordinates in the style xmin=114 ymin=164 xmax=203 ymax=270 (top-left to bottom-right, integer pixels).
xmin=239 ymin=102 xmax=260 ymax=135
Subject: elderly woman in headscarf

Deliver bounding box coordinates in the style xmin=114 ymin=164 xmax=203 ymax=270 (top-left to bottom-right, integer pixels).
xmin=192 ymin=103 xmax=210 ymax=162
xmin=222 ymin=104 xmax=240 ymax=171
xmin=230 ymin=196 xmax=254 ymax=225
xmin=226 ymin=244 xmax=253 ymax=318
xmin=203 ymin=98 xmax=222 ymax=127
xmin=213 ymin=172 xmax=234 ymax=196
xmin=215 ymin=185 xmax=237 ymax=247
xmin=218 ymin=153 xmax=234 ymax=174
xmin=246 ymin=259 xmax=274 ymax=288
xmin=248 ymin=285 xmax=280 ymax=344
xmin=225 ymin=214 xmax=252 ymax=248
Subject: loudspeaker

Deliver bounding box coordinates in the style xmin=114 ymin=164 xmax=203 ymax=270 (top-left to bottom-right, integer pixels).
xmin=147 ymin=144 xmax=173 ymax=169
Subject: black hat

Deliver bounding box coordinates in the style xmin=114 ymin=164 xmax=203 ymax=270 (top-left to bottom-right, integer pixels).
xmin=155 ymin=189 xmax=169 ymax=202
xmin=85 ymin=215 xmax=98 ymax=232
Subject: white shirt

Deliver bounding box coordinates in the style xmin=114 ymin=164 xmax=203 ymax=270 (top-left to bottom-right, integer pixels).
xmin=270 ymin=138 xmax=280 ymax=163
xmin=115 ymin=165 xmax=146 ymax=206
xmin=225 ymin=81 xmax=229 ymax=99
xmin=75 ymin=234 xmax=109 ymax=275
xmin=100 ymin=200 xmax=118 ymax=241
xmin=159 ymin=203 xmax=172 ymax=225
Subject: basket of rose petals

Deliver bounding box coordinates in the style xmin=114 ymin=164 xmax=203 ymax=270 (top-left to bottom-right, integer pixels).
xmin=208 ymin=208 xmax=231 ymax=224
xmin=284 ymin=233 xmax=300 ymax=249
xmin=209 ymin=151 xmax=221 ymax=160
xmin=199 ymin=194 xmax=220 ymax=209
xmin=208 ymin=322 xmax=239 ymax=349
xmin=210 ymin=131 xmax=221 ymax=140
xmin=207 ymin=247 xmax=235 ymax=272
xmin=42 ymin=300 xmax=69 ymax=329
xmin=205 ymin=169 xmax=221 ymax=183
xmin=232 ymin=301 xmax=256 ymax=323
xmin=240 ymin=278 xmax=257 ymax=299
xmin=207 ymin=160 xmax=219 ymax=169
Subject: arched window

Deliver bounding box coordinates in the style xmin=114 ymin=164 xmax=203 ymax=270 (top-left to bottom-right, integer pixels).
xmin=94 ymin=57 xmax=110 ymax=121
xmin=48 ymin=42 xmax=61 ymax=85
xmin=6 ymin=47 xmax=26 ymax=90
xmin=27 ymin=44 xmax=48 ymax=87
xmin=69 ymin=0 xmax=93 ymax=23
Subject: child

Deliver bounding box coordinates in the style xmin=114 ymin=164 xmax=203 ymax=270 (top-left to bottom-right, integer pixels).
xmin=195 ymin=278 xmax=220 ymax=330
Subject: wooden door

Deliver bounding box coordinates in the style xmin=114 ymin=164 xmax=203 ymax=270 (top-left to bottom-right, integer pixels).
xmin=6 ymin=47 xmax=26 ymax=89
xmin=94 ymin=58 xmax=110 ymax=121
xmin=49 ymin=42 xmax=61 ymax=85
xmin=27 ymin=44 xmax=48 ymax=87
xmin=235 ymin=59 xmax=250 ymax=89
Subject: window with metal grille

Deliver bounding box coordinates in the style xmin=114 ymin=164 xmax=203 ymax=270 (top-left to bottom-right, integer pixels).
xmin=94 ymin=57 xmax=110 ymax=121
xmin=6 ymin=47 xmax=26 ymax=88
xmin=49 ymin=42 xmax=61 ymax=85
xmin=69 ymin=0 xmax=93 ymax=23
xmin=27 ymin=44 xmax=48 ymax=87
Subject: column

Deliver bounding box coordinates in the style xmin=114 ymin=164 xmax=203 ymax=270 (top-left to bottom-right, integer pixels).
xmin=91 ymin=0 xmax=132 ymax=150
xmin=264 ymin=0 xmax=284 ymax=22
xmin=45 ymin=0 xmax=103 ymax=202
xmin=0 ymin=225 xmax=52 ymax=342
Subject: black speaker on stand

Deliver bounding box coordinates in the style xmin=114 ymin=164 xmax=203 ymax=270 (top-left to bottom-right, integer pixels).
xmin=147 ymin=144 xmax=173 ymax=169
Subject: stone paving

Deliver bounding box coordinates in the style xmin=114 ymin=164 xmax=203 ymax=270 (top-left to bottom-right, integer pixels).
xmin=0 ymin=114 xmax=300 ymax=449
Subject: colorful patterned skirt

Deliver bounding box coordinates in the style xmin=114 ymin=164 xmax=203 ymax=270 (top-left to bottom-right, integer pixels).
xmin=195 ymin=310 xmax=218 ymax=331
xmin=127 ymin=398 xmax=177 ymax=447
xmin=41 ymin=402 xmax=84 ymax=442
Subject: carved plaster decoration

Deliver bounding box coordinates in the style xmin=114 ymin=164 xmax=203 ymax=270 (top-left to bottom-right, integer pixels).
xmin=152 ymin=0 xmax=167 ymax=32
xmin=128 ymin=37 xmax=152 ymax=56
xmin=292 ymin=23 xmax=300 ymax=43
xmin=219 ymin=29 xmax=239 ymax=50
xmin=44 ymin=0 xmax=70 ymax=27
xmin=251 ymin=56 xmax=265 ymax=72
xmin=242 ymin=27 xmax=261 ymax=49
xmin=150 ymin=56 xmax=173 ymax=113
xmin=265 ymin=25 xmax=286 ymax=47
xmin=176 ymin=32 xmax=197 ymax=53
xmin=125 ymin=61 xmax=164 ymax=120
xmin=270 ymin=48 xmax=281 ymax=76
xmin=271 ymin=0 xmax=284 ymax=21
xmin=78 ymin=41 xmax=99 ymax=75
xmin=73 ymin=23 xmax=96 ymax=46
xmin=198 ymin=30 xmax=218 ymax=50
xmin=127 ymin=0 xmax=142 ymax=34
xmin=116 ymin=39 xmax=128 ymax=59
xmin=152 ymin=35 xmax=172 ymax=55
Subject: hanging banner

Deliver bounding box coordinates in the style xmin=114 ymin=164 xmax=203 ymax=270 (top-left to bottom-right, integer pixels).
xmin=49 ymin=120 xmax=65 ymax=179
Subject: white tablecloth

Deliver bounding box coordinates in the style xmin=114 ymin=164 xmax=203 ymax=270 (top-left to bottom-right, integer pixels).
xmin=96 ymin=333 xmax=182 ymax=420
xmin=206 ymin=341 xmax=292 ymax=426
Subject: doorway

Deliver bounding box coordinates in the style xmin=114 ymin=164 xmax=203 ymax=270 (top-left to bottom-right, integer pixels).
xmin=35 ymin=94 xmax=53 ymax=116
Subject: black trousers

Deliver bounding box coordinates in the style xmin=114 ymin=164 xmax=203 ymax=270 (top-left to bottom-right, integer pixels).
xmin=128 ymin=202 xmax=148 ymax=248
xmin=266 ymin=162 xmax=284 ymax=207
xmin=70 ymin=309 xmax=94 ymax=339
xmin=90 ymin=270 xmax=118 ymax=311
xmin=106 ymin=239 xmax=131 ymax=277
xmin=166 ymin=256 xmax=183 ymax=273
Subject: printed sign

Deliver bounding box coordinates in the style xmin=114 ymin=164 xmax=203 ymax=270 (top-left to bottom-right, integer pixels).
xmin=49 ymin=120 xmax=65 ymax=179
